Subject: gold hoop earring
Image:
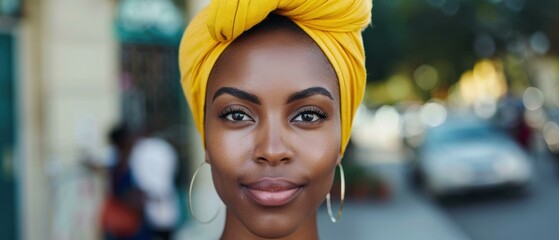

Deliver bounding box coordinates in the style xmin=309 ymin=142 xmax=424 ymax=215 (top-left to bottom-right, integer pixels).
xmin=326 ymin=163 xmax=345 ymax=223
xmin=189 ymin=161 xmax=219 ymax=224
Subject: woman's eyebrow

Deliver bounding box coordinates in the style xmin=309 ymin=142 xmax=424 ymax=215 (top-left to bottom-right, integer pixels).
xmin=212 ymin=87 xmax=261 ymax=104
xmin=286 ymin=87 xmax=334 ymax=104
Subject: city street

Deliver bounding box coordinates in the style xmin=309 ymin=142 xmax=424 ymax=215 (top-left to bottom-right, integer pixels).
xmin=317 ymin=137 xmax=559 ymax=240
xmin=441 ymin=150 xmax=559 ymax=240
xmin=317 ymin=148 xmax=471 ymax=240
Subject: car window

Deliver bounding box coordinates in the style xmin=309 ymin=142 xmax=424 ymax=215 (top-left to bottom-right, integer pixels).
xmin=425 ymin=122 xmax=502 ymax=145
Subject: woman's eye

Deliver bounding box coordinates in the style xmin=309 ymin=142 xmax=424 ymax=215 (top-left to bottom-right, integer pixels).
xmin=222 ymin=111 xmax=253 ymax=122
xmin=225 ymin=112 xmax=250 ymax=121
xmin=292 ymin=112 xmax=323 ymax=123
xmin=297 ymin=113 xmax=320 ymax=122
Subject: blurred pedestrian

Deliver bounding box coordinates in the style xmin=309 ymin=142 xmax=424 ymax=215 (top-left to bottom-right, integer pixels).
xmin=101 ymin=123 xmax=149 ymax=240
xmin=497 ymin=92 xmax=533 ymax=149
xmin=130 ymin=137 xmax=181 ymax=240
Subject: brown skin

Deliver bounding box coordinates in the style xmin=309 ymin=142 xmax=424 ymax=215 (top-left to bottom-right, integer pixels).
xmin=204 ymin=28 xmax=342 ymax=240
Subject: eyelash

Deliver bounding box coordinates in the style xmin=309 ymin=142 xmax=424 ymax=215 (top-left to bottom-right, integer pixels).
xmin=291 ymin=107 xmax=329 ymax=123
xmin=218 ymin=106 xmax=254 ymax=122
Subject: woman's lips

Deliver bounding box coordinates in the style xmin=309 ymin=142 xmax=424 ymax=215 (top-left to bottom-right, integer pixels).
xmin=243 ymin=178 xmax=303 ymax=207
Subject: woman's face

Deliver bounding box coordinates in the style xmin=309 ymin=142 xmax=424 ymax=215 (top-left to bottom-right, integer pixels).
xmin=204 ymin=28 xmax=342 ymax=239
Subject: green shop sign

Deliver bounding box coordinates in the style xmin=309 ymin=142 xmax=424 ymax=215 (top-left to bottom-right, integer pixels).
xmin=116 ymin=0 xmax=185 ymax=45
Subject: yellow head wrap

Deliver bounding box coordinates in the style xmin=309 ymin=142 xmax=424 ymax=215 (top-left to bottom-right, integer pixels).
xmin=179 ymin=0 xmax=372 ymax=154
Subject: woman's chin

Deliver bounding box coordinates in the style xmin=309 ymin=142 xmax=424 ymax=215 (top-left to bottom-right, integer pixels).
xmin=239 ymin=211 xmax=315 ymax=239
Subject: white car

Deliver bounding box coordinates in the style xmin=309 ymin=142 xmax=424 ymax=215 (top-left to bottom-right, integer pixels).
xmin=410 ymin=118 xmax=532 ymax=198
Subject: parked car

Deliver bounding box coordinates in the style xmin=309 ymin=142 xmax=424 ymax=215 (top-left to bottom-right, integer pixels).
xmin=409 ymin=118 xmax=532 ymax=199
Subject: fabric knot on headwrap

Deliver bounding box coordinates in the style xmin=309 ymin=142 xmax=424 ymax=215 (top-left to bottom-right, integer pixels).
xmin=179 ymin=0 xmax=372 ymax=154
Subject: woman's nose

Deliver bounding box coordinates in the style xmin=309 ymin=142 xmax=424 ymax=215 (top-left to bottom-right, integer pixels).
xmin=253 ymin=120 xmax=294 ymax=166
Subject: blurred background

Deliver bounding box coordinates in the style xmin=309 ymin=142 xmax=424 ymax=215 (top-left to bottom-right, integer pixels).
xmin=0 ymin=0 xmax=558 ymax=239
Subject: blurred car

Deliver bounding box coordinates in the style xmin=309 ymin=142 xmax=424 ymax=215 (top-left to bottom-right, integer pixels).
xmin=409 ymin=118 xmax=532 ymax=198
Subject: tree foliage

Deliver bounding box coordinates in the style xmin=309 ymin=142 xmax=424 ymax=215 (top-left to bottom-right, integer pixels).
xmin=364 ymin=0 xmax=559 ymax=84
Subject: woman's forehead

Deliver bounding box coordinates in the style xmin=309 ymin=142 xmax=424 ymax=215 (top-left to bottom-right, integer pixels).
xmin=207 ymin=28 xmax=338 ymax=99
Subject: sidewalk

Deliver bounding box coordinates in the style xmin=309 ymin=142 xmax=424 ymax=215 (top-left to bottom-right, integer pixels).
xmin=314 ymin=152 xmax=471 ymax=240
xmin=317 ymin=198 xmax=470 ymax=240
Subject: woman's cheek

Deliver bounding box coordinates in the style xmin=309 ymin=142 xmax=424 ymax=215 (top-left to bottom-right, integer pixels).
xmin=208 ymin=127 xmax=253 ymax=172
xmin=297 ymin=128 xmax=340 ymax=160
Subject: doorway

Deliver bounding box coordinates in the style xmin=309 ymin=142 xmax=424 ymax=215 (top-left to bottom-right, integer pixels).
xmin=0 ymin=33 xmax=18 ymax=240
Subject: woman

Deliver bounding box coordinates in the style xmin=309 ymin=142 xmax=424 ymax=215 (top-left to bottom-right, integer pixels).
xmin=179 ymin=0 xmax=372 ymax=239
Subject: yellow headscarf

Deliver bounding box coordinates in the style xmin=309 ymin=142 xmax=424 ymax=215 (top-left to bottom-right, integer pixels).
xmin=179 ymin=0 xmax=372 ymax=154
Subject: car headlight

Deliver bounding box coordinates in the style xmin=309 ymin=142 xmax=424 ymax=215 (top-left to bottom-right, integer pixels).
xmin=493 ymin=155 xmax=529 ymax=179
xmin=448 ymin=164 xmax=474 ymax=184
xmin=432 ymin=163 xmax=474 ymax=185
